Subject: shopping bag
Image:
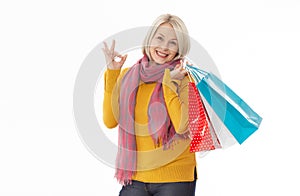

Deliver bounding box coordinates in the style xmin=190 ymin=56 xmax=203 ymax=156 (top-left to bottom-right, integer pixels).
xmin=185 ymin=64 xmax=262 ymax=144
xmin=188 ymin=81 xmax=221 ymax=152
xmin=201 ymin=97 xmax=238 ymax=149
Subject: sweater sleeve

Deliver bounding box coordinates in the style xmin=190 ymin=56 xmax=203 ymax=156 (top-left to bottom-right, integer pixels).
xmin=103 ymin=69 xmax=121 ymax=128
xmin=103 ymin=68 xmax=130 ymax=129
xmin=162 ymin=69 xmax=189 ymax=134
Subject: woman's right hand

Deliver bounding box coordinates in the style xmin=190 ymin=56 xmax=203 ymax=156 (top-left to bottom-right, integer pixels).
xmin=102 ymin=40 xmax=127 ymax=70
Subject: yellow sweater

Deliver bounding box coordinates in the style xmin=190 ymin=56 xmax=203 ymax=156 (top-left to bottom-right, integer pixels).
xmin=103 ymin=67 xmax=196 ymax=183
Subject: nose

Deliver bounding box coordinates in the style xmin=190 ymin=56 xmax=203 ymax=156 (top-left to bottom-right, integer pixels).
xmin=158 ymin=40 xmax=169 ymax=51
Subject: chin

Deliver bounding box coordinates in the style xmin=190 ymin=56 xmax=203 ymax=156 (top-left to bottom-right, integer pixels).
xmin=154 ymin=59 xmax=166 ymax=64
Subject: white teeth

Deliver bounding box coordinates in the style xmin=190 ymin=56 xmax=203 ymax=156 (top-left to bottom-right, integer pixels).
xmin=156 ymin=51 xmax=168 ymax=57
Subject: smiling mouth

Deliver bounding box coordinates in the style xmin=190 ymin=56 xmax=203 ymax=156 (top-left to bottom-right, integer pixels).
xmin=156 ymin=50 xmax=169 ymax=58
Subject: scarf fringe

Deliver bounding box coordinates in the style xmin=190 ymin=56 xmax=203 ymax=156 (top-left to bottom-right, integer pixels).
xmin=115 ymin=169 xmax=136 ymax=186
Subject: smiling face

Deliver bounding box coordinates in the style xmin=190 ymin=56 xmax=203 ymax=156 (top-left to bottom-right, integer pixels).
xmin=149 ymin=23 xmax=179 ymax=64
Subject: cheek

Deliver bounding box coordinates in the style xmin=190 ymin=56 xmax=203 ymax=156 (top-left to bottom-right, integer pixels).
xmin=169 ymin=45 xmax=178 ymax=55
xmin=150 ymin=39 xmax=159 ymax=48
xmin=149 ymin=46 xmax=155 ymax=55
xmin=169 ymin=50 xmax=177 ymax=58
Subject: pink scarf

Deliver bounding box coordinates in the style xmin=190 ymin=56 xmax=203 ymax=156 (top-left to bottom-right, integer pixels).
xmin=115 ymin=55 xmax=182 ymax=185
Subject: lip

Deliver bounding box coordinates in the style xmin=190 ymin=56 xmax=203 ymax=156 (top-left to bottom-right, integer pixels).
xmin=155 ymin=50 xmax=169 ymax=58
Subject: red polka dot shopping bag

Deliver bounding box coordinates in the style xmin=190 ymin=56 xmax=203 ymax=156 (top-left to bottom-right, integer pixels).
xmin=188 ymin=79 xmax=221 ymax=152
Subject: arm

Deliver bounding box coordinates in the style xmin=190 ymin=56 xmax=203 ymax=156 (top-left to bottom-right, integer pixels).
xmin=103 ymin=68 xmax=130 ymax=129
xmin=162 ymin=69 xmax=189 ymax=134
xmin=103 ymin=69 xmax=120 ymax=128
xmin=102 ymin=40 xmax=128 ymax=128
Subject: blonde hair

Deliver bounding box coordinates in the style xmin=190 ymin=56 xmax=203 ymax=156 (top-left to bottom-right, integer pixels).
xmin=142 ymin=14 xmax=190 ymax=61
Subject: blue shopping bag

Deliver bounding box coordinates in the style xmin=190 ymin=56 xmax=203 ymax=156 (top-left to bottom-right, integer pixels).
xmin=185 ymin=64 xmax=262 ymax=144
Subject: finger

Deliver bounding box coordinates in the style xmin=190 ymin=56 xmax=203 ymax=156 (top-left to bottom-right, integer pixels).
xmin=113 ymin=53 xmax=123 ymax=62
xmin=102 ymin=48 xmax=110 ymax=59
xmin=186 ymin=61 xmax=193 ymax=66
xmin=119 ymin=54 xmax=128 ymax=65
xmin=113 ymin=51 xmax=121 ymax=58
xmin=175 ymin=63 xmax=181 ymax=69
xmin=116 ymin=53 xmax=125 ymax=59
xmin=101 ymin=48 xmax=107 ymax=56
xmin=181 ymin=69 xmax=187 ymax=75
xmin=178 ymin=64 xmax=184 ymax=71
xmin=103 ymin=41 xmax=109 ymax=51
xmin=114 ymin=54 xmax=126 ymax=63
xmin=102 ymin=48 xmax=113 ymax=62
xmin=103 ymin=42 xmax=113 ymax=57
xmin=110 ymin=39 xmax=115 ymax=53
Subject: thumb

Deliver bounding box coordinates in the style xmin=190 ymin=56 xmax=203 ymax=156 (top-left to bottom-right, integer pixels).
xmin=119 ymin=54 xmax=128 ymax=65
xmin=175 ymin=63 xmax=181 ymax=69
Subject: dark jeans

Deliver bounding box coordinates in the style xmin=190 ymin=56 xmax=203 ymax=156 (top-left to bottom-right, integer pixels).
xmin=119 ymin=180 xmax=196 ymax=196
xmin=119 ymin=168 xmax=197 ymax=196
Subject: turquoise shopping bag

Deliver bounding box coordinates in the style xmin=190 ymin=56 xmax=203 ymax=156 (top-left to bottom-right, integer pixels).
xmin=186 ymin=64 xmax=262 ymax=144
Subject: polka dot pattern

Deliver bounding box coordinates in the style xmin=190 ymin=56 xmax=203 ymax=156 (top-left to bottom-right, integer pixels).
xmin=188 ymin=82 xmax=218 ymax=152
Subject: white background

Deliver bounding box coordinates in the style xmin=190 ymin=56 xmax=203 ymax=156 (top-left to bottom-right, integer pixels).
xmin=1 ymin=0 xmax=300 ymax=195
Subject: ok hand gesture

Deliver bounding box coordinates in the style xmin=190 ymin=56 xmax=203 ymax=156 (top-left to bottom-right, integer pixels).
xmin=102 ymin=40 xmax=127 ymax=70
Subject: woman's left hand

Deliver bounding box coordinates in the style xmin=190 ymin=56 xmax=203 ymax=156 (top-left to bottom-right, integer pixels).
xmin=170 ymin=60 xmax=188 ymax=80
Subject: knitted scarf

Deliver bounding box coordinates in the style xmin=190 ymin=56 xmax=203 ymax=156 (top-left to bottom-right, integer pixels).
xmin=115 ymin=55 xmax=181 ymax=185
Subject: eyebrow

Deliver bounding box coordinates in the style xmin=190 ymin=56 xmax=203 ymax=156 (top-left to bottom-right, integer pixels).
xmin=158 ymin=33 xmax=165 ymax=37
xmin=157 ymin=33 xmax=177 ymax=41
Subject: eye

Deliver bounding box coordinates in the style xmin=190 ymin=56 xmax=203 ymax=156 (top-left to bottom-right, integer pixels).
xmin=169 ymin=41 xmax=177 ymax=46
xmin=156 ymin=36 xmax=163 ymax=41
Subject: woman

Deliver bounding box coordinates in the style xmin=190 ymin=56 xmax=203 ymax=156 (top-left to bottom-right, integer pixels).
xmin=102 ymin=14 xmax=197 ymax=196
